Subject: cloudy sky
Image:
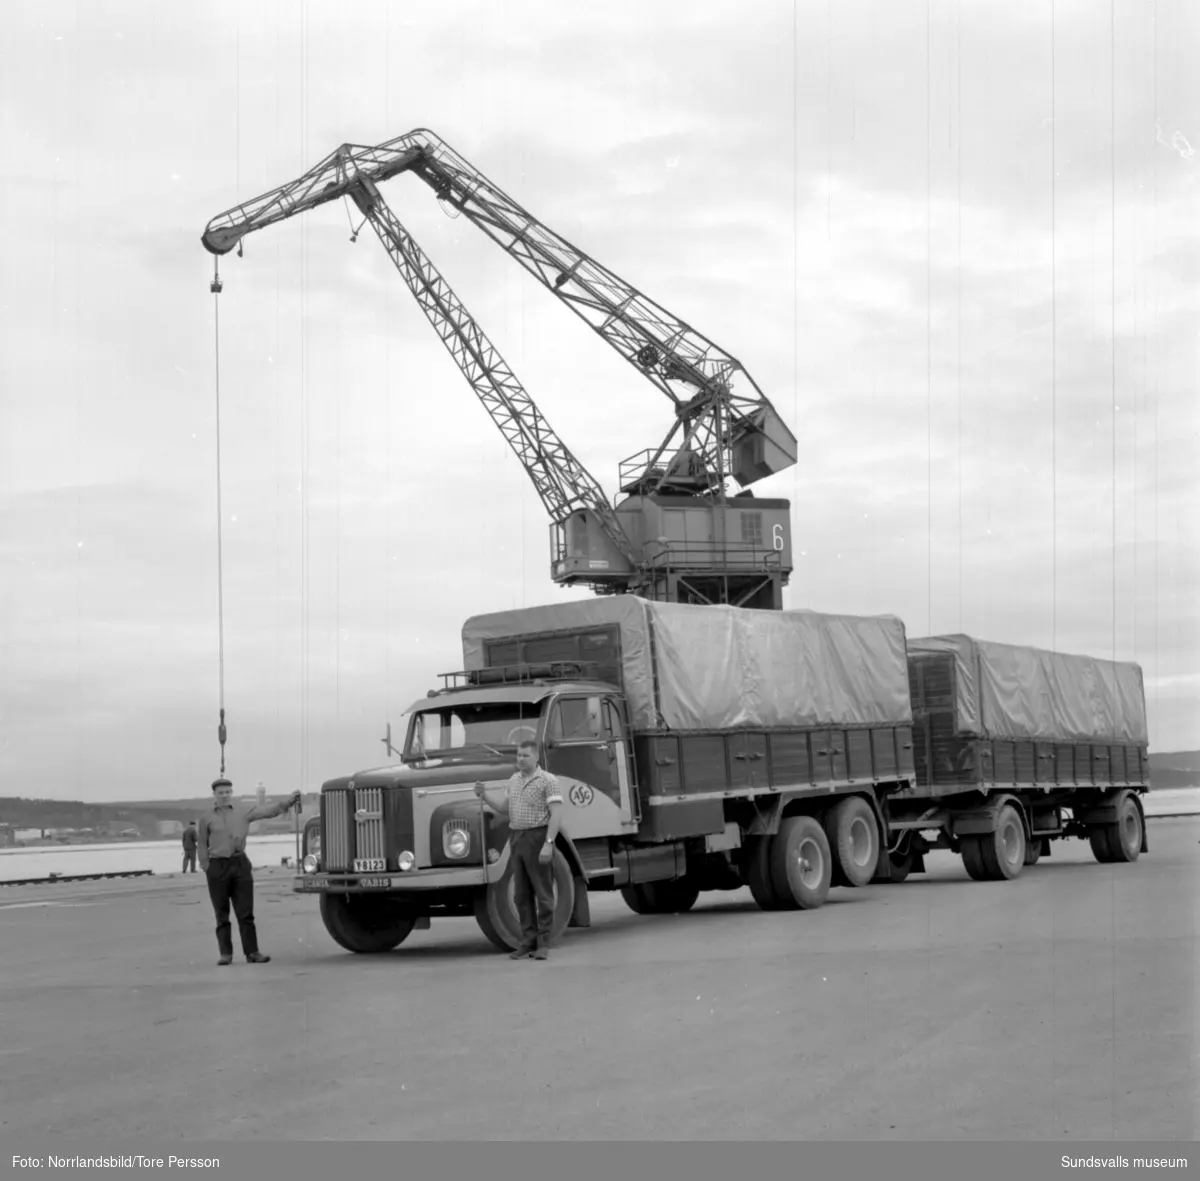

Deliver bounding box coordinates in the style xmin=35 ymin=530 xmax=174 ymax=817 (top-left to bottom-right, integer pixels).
xmin=1 ymin=0 xmax=1196 ymax=802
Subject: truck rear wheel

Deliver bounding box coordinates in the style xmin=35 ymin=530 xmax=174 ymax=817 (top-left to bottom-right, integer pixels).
xmin=768 ymin=815 xmax=832 ymax=910
xmin=473 ymin=847 xmax=575 ymax=952
xmin=1023 ymin=838 xmax=1043 ymax=866
xmin=319 ymin=893 xmax=418 ymax=954
xmin=824 ymin=796 xmax=880 ymax=888
xmin=1091 ymin=791 xmax=1143 ymax=864
xmin=743 ymin=836 xmax=786 ymax=911
xmin=620 ymin=879 xmax=701 ymax=915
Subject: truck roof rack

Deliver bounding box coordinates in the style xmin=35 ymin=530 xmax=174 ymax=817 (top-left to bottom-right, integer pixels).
xmin=433 ymin=661 xmax=602 ymax=691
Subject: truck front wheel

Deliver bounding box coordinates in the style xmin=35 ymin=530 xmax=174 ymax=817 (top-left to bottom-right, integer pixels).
xmin=318 ymin=893 xmax=418 ymax=954
xmin=474 ymin=848 xmax=575 ymax=952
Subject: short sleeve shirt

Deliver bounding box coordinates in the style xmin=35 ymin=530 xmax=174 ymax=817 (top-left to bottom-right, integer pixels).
xmin=506 ymin=768 xmax=563 ymax=830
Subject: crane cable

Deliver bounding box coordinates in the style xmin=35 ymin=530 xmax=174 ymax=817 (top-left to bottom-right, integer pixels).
xmin=210 ymin=257 xmax=228 ymax=775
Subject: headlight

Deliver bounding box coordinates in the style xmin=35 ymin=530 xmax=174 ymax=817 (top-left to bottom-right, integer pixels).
xmin=397 ymin=850 xmax=416 ymax=872
xmin=443 ymin=824 xmax=470 ymax=859
xmin=302 ymin=853 xmax=319 ymax=874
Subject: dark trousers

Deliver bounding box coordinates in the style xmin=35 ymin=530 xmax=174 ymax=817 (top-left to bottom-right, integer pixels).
xmin=205 ymin=853 xmax=259 ymax=957
xmin=182 ymin=850 xmax=197 ymax=873
xmin=510 ymin=828 xmax=555 ymax=951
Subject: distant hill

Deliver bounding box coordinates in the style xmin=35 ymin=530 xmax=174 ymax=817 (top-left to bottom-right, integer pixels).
xmin=0 ymin=794 xmax=319 ymax=836
xmin=1149 ymin=750 xmax=1200 ymax=774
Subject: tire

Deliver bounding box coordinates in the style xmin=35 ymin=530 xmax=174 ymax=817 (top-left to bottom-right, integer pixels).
xmin=474 ymin=846 xmax=575 ymax=952
xmin=824 ymin=796 xmax=880 ymax=888
xmin=1089 ymin=826 xmax=1115 ymax=863
xmin=1023 ymin=838 xmax=1043 ymax=866
xmin=744 ymin=836 xmax=786 ymax=911
xmin=620 ymin=879 xmax=701 ymax=915
xmin=960 ymin=836 xmax=991 ymax=881
xmin=964 ymin=804 xmax=1026 ymax=881
xmin=319 ymin=893 xmax=417 ymax=954
xmin=768 ymin=815 xmax=832 ymax=910
xmin=1101 ymin=792 xmax=1143 ymax=863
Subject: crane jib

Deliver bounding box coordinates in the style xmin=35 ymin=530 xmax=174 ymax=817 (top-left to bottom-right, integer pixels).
xmin=198 ymin=127 xmax=799 ymax=604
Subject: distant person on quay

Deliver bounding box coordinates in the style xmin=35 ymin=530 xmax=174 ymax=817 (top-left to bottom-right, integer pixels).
xmin=181 ymin=821 xmax=198 ymax=873
xmin=197 ymin=778 xmax=301 ymax=966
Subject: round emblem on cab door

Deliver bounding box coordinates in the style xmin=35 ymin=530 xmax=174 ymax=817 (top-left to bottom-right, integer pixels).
xmin=568 ymin=783 xmax=595 ymax=807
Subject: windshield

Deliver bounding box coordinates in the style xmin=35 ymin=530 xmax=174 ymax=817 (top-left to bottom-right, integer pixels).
xmin=406 ymin=701 xmax=542 ymax=760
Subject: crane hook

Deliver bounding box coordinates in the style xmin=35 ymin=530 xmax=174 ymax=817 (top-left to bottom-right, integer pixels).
xmin=210 ymin=258 xmax=223 ymax=295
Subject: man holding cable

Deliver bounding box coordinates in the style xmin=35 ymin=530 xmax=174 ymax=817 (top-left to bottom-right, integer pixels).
xmin=474 ymin=740 xmax=563 ymax=961
xmin=197 ymin=777 xmax=302 ymax=966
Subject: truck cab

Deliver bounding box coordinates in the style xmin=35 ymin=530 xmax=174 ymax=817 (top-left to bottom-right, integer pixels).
xmin=295 ymin=663 xmax=638 ymax=951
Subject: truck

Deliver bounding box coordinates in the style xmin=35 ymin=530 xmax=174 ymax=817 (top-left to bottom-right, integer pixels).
xmin=295 ymin=597 xmax=917 ymax=951
xmin=291 ymin=600 xmax=1149 ymax=954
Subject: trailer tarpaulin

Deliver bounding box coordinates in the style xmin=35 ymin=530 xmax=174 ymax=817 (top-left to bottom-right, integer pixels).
xmin=908 ymin=634 xmax=1148 ymax=744
xmin=462 ymin=599 xmax=912 ymax=733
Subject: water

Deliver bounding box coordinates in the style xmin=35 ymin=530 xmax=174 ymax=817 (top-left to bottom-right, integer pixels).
xmin=0 ymin=834 xmax=301 ymax=883
xmin=2 ymin=789 xmax=1195 ymax=884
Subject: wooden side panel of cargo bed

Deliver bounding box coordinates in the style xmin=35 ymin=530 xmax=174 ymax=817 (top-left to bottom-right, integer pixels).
xmin=769 ymin=731 xmax=812 ymax=785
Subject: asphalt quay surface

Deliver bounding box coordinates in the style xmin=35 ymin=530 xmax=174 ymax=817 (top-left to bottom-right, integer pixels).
xmin=1 ymin=818 xmax=1196 ymax=1142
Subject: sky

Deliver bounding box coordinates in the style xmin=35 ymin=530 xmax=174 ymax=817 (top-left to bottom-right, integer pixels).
xmin=1 ymin=0 xmax=1196 ymax=802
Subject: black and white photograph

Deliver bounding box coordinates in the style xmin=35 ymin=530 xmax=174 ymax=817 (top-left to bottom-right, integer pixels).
xmin=1 ymin=0 xmax=1196 ymax=1173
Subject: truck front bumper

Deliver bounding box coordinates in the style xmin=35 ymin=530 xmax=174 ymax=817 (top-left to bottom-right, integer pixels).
xmin=293 ymin=864 xmax=491 ymax=894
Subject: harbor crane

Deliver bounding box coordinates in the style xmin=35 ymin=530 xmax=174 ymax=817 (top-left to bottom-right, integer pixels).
xmin=202 ymin=129 xmax=797 ymax=608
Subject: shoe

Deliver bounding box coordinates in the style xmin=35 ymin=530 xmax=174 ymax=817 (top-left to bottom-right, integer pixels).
xmin=532 ymin=948 xmax=549 ymax=961
xmin=217 ymin=955 xmax=233 ymax=966
xmin=508 ymin=949 xmax=531 ymax=960
xmin=246 ymin=952 xmax=271 ymax=964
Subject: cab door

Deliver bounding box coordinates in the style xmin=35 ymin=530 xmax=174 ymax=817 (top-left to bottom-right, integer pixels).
xmin=543 ymin=695 xmax=633 ymax=838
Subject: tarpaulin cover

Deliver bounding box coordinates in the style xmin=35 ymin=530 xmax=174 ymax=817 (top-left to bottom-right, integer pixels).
xmin=907 ymin=634 xmax=1148 ymax=744
xmin=461 ymin=598 xmax=912 ymax=733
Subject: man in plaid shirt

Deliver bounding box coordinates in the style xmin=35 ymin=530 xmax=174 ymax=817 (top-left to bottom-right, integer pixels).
xmin=474 ymin=740 xmax=563 ymax=960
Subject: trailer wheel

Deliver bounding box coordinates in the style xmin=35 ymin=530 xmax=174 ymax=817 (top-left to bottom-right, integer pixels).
xmin=768 ymin=815 xmax=832 ymax=910
xmin=1095 ymin=791 xmax=1143 ymax=864
xmin=620 ymin=879 xmax=701 ymax=915
xmin=318 ymin=894 xmax=418 ymax=954
xmin=1088 ymin=827 xmax=1115 ymax=863
xmin=960 ymin=836 xmax=991 ymax=881
xmin=473 ymin=847 xmax=575 ymax=952
xmin=744 ymin=836 xmax=786 ymax=911
xmin=964 ymin=804 xmax=1026 ymax=881
xmin=824 ymin=796 xmax=880 ymax=888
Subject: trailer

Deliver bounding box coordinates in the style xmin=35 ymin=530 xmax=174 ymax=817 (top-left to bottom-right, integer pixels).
xmin=882 ymin=634 xmax=1150 ymax=883
xmin=294 ymin=598 xmax=918 ymax=952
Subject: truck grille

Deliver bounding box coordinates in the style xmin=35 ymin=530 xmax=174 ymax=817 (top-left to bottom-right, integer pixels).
xmin=354 ymin=787 xmax=385 ymax=863
xmin=322 ymin=783 xmax=407 ymax=872
xmin=323 ymin=788 xmax=352 ymax=870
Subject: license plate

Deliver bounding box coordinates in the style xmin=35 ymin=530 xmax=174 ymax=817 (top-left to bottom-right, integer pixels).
xmin=353 ymin=858 xmax=386 ymax=873
xmin=296 ymin=879 xmax=329 ymax=891
xmin=359 ymin=876 xmax=393 ymax=889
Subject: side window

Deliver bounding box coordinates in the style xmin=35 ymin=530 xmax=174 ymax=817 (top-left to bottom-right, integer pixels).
xmin=549 ymin=698 xmax=591 ymax=742
xmin=601 ymin=700 xmax=620 ymax=740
